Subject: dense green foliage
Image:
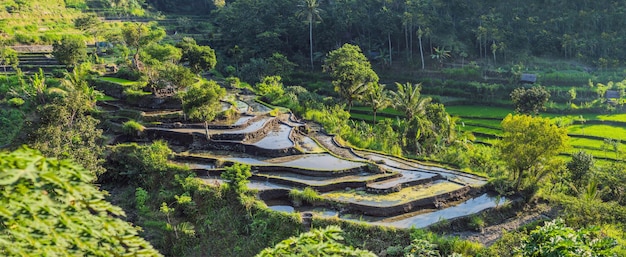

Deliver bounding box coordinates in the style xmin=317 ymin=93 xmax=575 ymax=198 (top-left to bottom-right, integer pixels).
xmin=0 ymin=147 xmax=161 ymax=256
xmin=179 ymin=80 xmax=227 ymax=138
xmin=257 ymin=225 xmax=376 ymax=257
xmin=510 ymin=86 xmax=551 ymax=115
xmin=3 ymin=1 xmax=626 ymax=256
xmin=324 ymin=44 xmax=378 ymax=111
xmin=519 ymin=218 xmax=617 ymax=257
xmin=144 ymin=0 xmax=626 ymax=71
xmin=221 ymin=163 xmax=252 ymax=193
xmin=52 ymin=36 xmax=87 ymax=67
xmin=498 ymin=114 xmax=569 ymax=190
xmin=28 ymin=67 xmax=105 ymax=175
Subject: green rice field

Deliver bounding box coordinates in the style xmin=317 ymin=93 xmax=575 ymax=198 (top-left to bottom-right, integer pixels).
xmin=351 ymin=104 xmax=626 ymax=164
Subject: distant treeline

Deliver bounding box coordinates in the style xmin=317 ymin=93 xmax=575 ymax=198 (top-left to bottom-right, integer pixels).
xmin=144 ymin=0 xmax=626 ymax=68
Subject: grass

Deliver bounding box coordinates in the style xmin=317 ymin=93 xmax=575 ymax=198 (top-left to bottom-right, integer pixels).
xmin=323 ymin=182 xmax=464 ymax=207
xmin=446 ymin=105 xmax=514 ymax=118
xmin=99 ymin=76 xmax=145 ymax=87
xmin=96 ymin=95 xmax=117 ymax=101
xmin=459 ymin=118 xmax=503 ymax=128
xmin=568 ymin=124 xmax=626 ymax=141
xmin=461 ymin=125 xmax=503 ymax=136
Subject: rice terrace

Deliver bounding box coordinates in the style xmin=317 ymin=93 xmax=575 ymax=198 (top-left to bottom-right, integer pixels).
xmin=1 ymin=0 xmax=626 ymax=256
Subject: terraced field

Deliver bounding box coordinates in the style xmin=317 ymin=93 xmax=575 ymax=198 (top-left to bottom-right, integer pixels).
xmin=102 ymin=90 xmax=500 ymax=229
xmin=351 ymin=104 xmax=626 ymax=163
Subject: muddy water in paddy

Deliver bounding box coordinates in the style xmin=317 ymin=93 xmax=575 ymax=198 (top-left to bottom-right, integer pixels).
xmin=368 ymin=168 xmax=438 ymax=190
xmin=235 ymin=100 xmax=249 ymax=113
xmin=296 ymin=136 xmax=325 ymax=153
xmin=266 ymin=193 xmax=504 ymax=229
xmin=223 ymin=117 xmax=273 ymax=134
xmin=226 ymin=153 xmax=365 ymax=171
xmin=375 ymin=194 xmax=506 ymax=228
xmin=360 ymin=152 xmax=486 ymax=187
xmin=249 ymin=124 xmax=294 ymax=149
xmin=259 ymin=171 xmax=391 ymax=186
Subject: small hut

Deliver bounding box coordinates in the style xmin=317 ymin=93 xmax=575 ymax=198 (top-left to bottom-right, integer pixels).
xmin=605 ymin=90 xmax=620 ymax=104
xmin=520 ymin=73 xmax=537 ymax=84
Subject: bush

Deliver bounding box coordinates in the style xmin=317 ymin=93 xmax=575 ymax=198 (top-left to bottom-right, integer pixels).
xmin=226 ymin=76 xmax=240 ymax=88
xmin=7 ymin=97 xmax=24 ymax=107
xmin=221 ymin=163 xmax=252 ymax=193
xmin=115 ymin=66 xmax=143 ymax=81
xmin=123 ymin=88 xmax=150 ymax=102
xmin=122 ymin=120 xmax=144 ymax=136
xmin=255 ymin=76 xmax=284 ymax=102
xmin=289 ymin=187 xmax=324 ymax=206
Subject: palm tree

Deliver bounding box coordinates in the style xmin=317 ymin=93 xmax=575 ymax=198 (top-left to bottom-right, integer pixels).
xmin=431 ymin=47 xmax=451 ymax=68
xmin=364 ymin=83 xmax=390 ymax=123
xmin=390 ymin=82 xmax=431 ymax=120
xmin=297 ymin=0 xmax=322 ymax=70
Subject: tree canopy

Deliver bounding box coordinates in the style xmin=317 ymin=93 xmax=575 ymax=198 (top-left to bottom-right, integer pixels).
xmin=52 ymin=36 xmax=87 ymax=67
xmin=323 ymin=44 xmax=378 ymax=111
xmin=498 ymin=114 xmax=569 ymax=190
xmin=510 ymin=86 xmax=551 ymax=115
xmin=0 ymin=147 xmax=161 ymax=256
xmin=256 ymin=225 xmax=376 ymax=257
xmin=179 ymin=80 xmax=226 ymax=138
xmin=519 ymin=218 xmax=617 ymax=257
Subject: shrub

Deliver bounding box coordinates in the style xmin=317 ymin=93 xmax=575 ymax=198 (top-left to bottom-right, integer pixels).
xmin=289 ymin=187 xmax=324 ymax=206
xmin=221 ymin=163 xmax=252 ymax=193
xmin=7 ymin=97 xmax=24 ymax=107
xmin=269 ymin=108 xmax=281 ymax=117
xmin=255 ymin=75 xmax=284 ymax=102
xmin=226 ymin=76 xmax=240 ymax=88
xmin=115 ymin=66 xmax=143 ymax=81
xmin=122 ymin=120 xmax=144 ymax=136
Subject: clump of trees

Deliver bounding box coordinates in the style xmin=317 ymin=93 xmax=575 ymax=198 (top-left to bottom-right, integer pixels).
xmin=510 ymin=86 xmax=551 ymax=115
xmin=179 ymin=80 xmax=226 ymax=138
xmin=52 ymin=36 xmax=87 ymax=67
xmin=0 ymin=147 xmax=161 ymax=256
xmin=498 ymin=114 xmax=568 ymax=191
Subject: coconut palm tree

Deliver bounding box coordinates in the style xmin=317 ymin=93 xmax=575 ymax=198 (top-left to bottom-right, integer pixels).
xmin=364 ymin=83 xmax=390 ymax=123
xmin=390 ymin=82 xmax=431 ymax=120
xmin=297 ymin=0 xmax=323 ymax=70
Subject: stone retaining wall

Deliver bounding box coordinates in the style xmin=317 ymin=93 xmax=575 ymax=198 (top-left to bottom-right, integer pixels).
xmin=145 ymin=128 xmax=195 ymax=146
xmin=196 ymin=139 xmax=302 ymax=158
xmin=153 ymin=115 xmax=261 ymax=130
xmin=252 ymin=172 xmax=400 ymax=193
xmin=209 ymin=118 xmax=278 ymax=141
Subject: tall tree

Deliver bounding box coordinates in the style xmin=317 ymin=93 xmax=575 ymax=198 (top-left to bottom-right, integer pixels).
xmin=323 ymin=44 xmax=378 ymax=111
xmin=510 ymin=85 xmax=551 ymax=115
xmin=176 ymin=37 xmax=217 ymax=74
xmin=498 ymin=114 xmax=569 ymax=190
xmin=31 ymin=66 xmax=104 ymax=175
xmin=566 ymin=150 xmax=595 ymax=190
xmin=52 ymin=36 xmax=87 ymax=67
xmin=390 ymin=82 xmax=431 ymax=120
xmin=0 ymin=147 xmax=162 ymax=256
xmin=179 ymin=80 xmax=226 ymax=139
xmin=297 ymin=0 xmax=323 ymax=70
xmin=121 ymin=22 xmax=165 ymax=71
